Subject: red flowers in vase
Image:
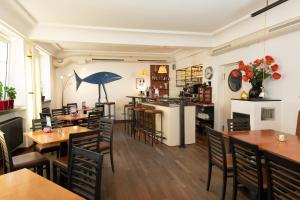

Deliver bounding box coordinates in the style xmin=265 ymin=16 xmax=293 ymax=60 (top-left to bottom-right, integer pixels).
xmin=232 ymin=55 xmax=282 ymax=98
xmin=234 ymin=55 xmax=281 ymax=84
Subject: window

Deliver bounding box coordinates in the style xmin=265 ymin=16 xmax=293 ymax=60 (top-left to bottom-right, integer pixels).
xmin=38 ymin=49 xmax=51 ymax=100
xmin=0 ymin=40 xmax=8 ymax=87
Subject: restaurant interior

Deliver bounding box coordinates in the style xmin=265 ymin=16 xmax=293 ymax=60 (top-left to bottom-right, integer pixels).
xmin=0 ymin=0 xmax=300 ymax=199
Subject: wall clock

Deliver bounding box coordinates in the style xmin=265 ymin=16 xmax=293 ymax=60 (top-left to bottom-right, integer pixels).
xmin=205 ymin=66 xmax=213 ymax=80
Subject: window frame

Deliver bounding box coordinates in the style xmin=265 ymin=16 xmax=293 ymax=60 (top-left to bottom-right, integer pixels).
xmin=0 ymin=35 xmax=10 ymax=94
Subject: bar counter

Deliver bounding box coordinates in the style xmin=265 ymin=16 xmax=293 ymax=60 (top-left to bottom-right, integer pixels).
xmin=142 ymin=102 xmax=196 ymax=146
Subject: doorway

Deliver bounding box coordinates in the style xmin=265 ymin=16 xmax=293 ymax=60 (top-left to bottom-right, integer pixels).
xmin=223 ymin=63 xmax=241 ymax=131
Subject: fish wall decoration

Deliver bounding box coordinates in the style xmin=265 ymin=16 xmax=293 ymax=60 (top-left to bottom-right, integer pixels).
xmin=74 ymin=70 xmax=122 ymax=102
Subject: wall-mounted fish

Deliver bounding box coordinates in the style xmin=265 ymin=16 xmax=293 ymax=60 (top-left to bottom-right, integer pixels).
xmin=74 ymin=70 xmax=122 ymax=102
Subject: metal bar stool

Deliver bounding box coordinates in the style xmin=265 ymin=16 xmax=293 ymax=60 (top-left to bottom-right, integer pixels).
xmin=144 ymin=109 xmax=163 ymax=146
xmin=103 ymin=102 xmax=116 ymax=119
xmin=123 ymin=104 xmax=133 ymax=132
xmin=133 ymin=107 xmax=146 ymax=140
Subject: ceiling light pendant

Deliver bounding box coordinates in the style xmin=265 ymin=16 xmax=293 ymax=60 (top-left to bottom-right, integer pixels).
xmin=158 ymin=65 xmax=167 ymax=74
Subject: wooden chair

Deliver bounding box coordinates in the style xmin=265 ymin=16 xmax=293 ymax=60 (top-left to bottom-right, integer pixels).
xmin=296 ymin=110 xmax=300 ymax=136
xmin=52 ymin=108 xmax=65 ymax=117
xmin=227 ymin=118 xmax=250 ymax=132
xmin=264 ymin=150 xmax=300 ymax=200
xmin=67 ymin=103 xmax=78 ymax=110
xmin=32 ymin=119 xmax=60 ymax=157
xmin=99 ymin=118 xmax=114 ymax=173
xmin=53 ymin=130 xmax=101 ymax=185
xmin=39 ymin=112 xmax=51 ymax=119
xmin=80 ymin=111 xmax=102 ymax=129
xmin=42 ymin=107 xmax=50 ymax=114
xmin=63 ymin=106 xmax=71 ymax=115
xmin=230 ymin=137 xmax=266 ymax=200
xmin=206 ymin=127 xmax=233 ymax=200
xmin=68 ymin=146 xmax=103 ymax=200
xmin=0 ymin=131 xmax=50 ymax=179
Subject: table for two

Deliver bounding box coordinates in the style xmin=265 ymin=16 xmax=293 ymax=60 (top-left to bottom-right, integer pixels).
xmin=224 ymin=129 xmax=300 ymax=163
xmin=25 ymin=125 xmax=90 ymax=156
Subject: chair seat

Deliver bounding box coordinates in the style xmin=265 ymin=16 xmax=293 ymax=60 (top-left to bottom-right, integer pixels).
xmin=12 ymin=152 xmax=49 ymax=170
xmin=35 ymin=143 xmax=60 ymax=153
xmin=99 ymin=142 xmax=110 ymax=150
xmin=53 ymin=156 xmax=68 ymax=170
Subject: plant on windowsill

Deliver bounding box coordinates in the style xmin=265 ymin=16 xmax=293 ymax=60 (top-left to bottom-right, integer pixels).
xmin=0 ymin=81 xmax=9 ymax=110
xmin=4 ymin=86 xmax=17 ymax=109
xmin=231 ymin=55 xmax=281 ymax=98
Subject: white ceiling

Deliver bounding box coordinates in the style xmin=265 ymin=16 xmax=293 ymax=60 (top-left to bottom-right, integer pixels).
xmin=17 ymin=0 xmax=265 ymax=33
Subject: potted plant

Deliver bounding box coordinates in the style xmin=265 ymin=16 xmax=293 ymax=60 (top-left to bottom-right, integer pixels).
xmin=232 ymin=55 xmax=281 ymax=98
xmin=0 ymin=82 xmax=9 ymax=110
xmin=4 ymin=86 xmax=16 ymax=109
xmin=0 ymin=81 xmax=3 ymax=110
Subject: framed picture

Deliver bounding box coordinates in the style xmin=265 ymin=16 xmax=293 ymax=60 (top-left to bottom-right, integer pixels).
xmin=136 ymin=78 xmax=145 ymax=89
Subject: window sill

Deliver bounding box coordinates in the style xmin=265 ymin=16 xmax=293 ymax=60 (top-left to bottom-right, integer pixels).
xmin=0 ymin=106 xmax=26 ymax=116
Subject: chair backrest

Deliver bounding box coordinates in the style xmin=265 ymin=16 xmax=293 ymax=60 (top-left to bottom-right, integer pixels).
xmin=227 ymin=118 xmax=251 ymax=132
xmin=87 ymin=112 xmax=102 ymax=129
xmin=99 ymin=118 xmax=114 ymax=145
xmin=52 ymin=108 xmax=64 ymax=117
xmin=40 ymin=112 xmax=52 ymax=119
xmin=68 ymin=130 xmax=101 ymax=154
xmin=265 ymin=150 xmax=300 ymax=199
xmin=67 ymin=103 xmax=78 ymax=109
xmin=63 ymin=106 xmax=71 ymax=115
xmin=0 ymin=131 xmax=13 ymax=173
xmin=230 ymin=137 xmax=263 ymax=195
xmin=40 ymin=117 xmax=60 ymax=129
xmin=68 ymin=146 xmax=102 ymax=200
xmin=206 ymin=127 xmax=227 ymax=170
xmin=42 ymin=107 xmax=51 ymax=114
xmin=296 ymin=111 xmax=300 ymax=136
xmin=32 ymin=119 xmax=42 ymax=131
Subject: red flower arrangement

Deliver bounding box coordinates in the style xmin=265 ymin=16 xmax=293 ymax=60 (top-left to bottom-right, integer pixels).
xmin=231 ymin=55 xmax=281 ymax=98
xmin=232 ymin=55 xmax=281 ymax=85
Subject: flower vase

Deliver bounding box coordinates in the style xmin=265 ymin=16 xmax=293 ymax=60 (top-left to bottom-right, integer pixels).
xmin=249 ymin=81 xmax=263 ymax=99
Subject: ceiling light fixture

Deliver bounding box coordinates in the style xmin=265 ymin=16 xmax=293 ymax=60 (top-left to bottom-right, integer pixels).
xmin=157 ymin=65 xmax=167 ymax=74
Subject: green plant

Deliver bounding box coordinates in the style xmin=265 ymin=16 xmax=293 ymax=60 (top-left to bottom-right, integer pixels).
xmin=0 ymin=81 xmax=3 ymax=100
xmin=4 ymin=86 xmax=16 ymax=100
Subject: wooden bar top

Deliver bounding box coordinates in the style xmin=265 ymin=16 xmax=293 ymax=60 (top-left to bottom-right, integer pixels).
xmin=0 ymin=169 xmax=84 ymax=200
xmin=226 ymin=129 xmax=300 ymax=163
xmin=25 ymin=126 xmax=90 ymax=145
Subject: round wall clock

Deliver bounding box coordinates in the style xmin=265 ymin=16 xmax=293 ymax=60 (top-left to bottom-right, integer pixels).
xmin=205 ymin=66 xmax=213 ymax=80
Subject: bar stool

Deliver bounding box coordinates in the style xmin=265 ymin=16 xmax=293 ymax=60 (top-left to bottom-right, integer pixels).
xmin=123 ymin=104 xmax=133 ymax=132
xmin=103 ymin=102 xmax=116 ymax=119
xmin=133 ymin=107 xmax=146 ymax=139
xmin=144 ymin=109 xmax=163 ymax=146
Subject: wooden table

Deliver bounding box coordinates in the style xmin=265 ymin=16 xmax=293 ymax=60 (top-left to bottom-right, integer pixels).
xmin=225 ymin=129 xmax=300 ymax=163
xmin=25 ymin=126 xmax=90 ymax=145
xmin=55 ymin=114 xmax=88 ymax=122
xmin=0 ymin=169 xmax=84 ymax=200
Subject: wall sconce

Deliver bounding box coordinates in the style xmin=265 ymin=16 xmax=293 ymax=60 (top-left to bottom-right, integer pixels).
xmin=139 ymin=68 xmax=149 ymax=77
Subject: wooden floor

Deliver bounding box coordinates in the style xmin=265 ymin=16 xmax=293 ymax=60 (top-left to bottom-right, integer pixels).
xmin=0 ymin=123 xmax=251 ymax=200
xmin=101 ymin=123 xmax=250 ymax=200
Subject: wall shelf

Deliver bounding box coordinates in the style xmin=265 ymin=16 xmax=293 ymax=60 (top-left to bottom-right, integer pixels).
xmin=176 ymin=65 xmax=203 ymax=87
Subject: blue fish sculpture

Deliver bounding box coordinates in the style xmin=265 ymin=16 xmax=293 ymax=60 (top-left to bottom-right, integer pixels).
xmin=74 ymin=70 xmax=122 ymax=102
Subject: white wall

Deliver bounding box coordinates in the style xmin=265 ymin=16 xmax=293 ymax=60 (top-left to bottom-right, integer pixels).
xmin=175 ymin=29 xmax=300 ymax=134
xmin=55 ymin=60 xmax=175 ymax=120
